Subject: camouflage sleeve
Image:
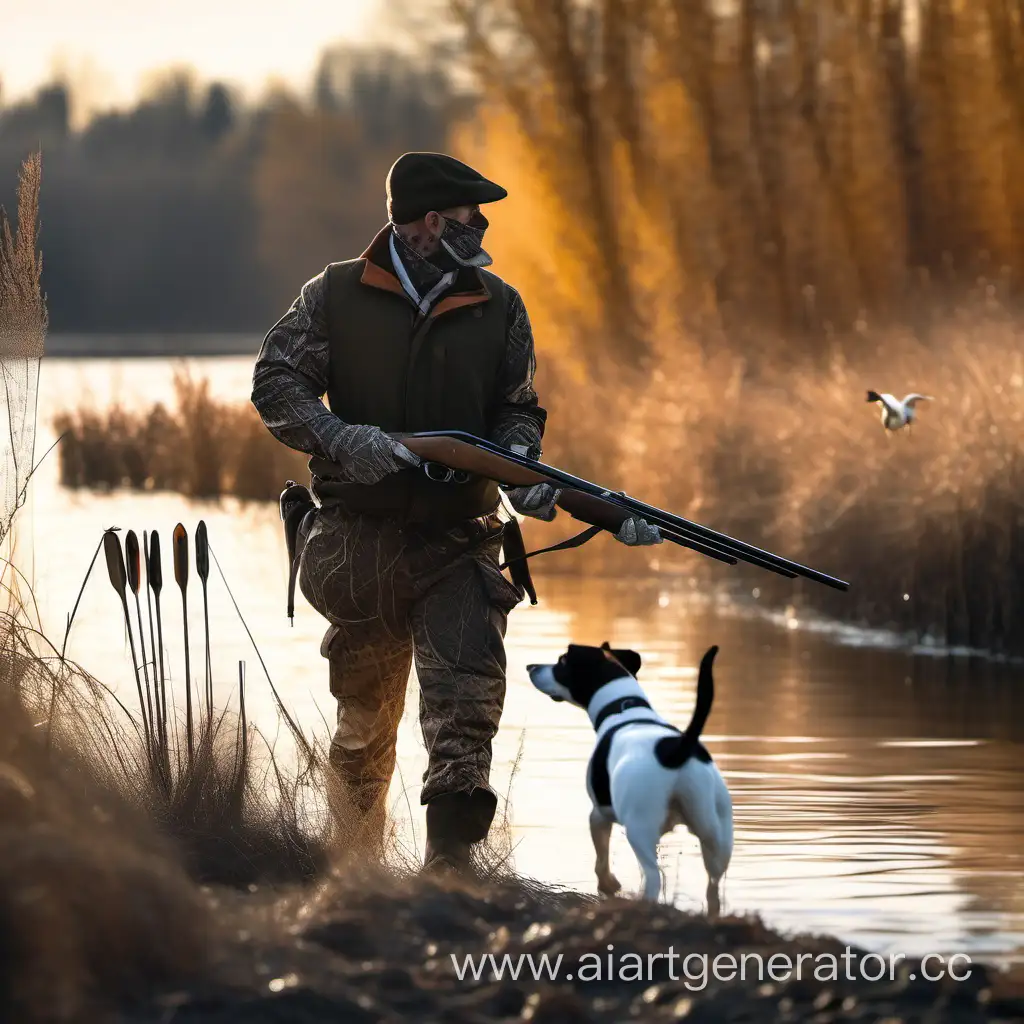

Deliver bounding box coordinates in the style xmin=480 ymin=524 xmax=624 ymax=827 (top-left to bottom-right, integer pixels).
xmin=250 ymin=270 xmax=352 ymax=463
xmin=489 ymin=288 xmax=547 ymax=459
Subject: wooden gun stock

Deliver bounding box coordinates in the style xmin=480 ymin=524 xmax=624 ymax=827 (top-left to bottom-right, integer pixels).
xmin=400 ymin=436 xmax=662 ymax=541
xmin=399 ymin=433 xmax=848 ymax=590
xmin=400 ymin=435 xmax=543 ymax=486
xmin=400 ymin=437 xmax=743 ymax=567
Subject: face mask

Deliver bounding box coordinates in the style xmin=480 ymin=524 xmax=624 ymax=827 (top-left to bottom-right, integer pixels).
xmin=438 ymin=210 xmax=492 ymax=269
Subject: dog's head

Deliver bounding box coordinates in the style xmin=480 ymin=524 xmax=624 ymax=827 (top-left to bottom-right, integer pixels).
xmin=527 ymin=642 xmax=642 ymax=709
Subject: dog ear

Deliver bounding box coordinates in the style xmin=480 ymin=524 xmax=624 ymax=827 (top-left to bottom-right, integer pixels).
xmin=568 ymin=644 xmax=605 ymax=661
xmin=607 ymin=648 xmax=642 ymax=677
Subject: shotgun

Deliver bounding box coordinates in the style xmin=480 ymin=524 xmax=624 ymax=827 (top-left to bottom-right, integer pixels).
xmin=399 ymin=431 xmax=849 ymax=593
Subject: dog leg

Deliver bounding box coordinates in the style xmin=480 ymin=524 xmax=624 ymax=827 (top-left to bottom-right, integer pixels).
xmin=622 ymin=814 xmax=664 ymax=901
xmin=706 ymin=878 xmax=721 ymax=918
xmin=705 ymin=850 xmax=730 ymax=917
xmin=589 ymin=807 xmax=620 ymax=896
xmin=698 ymin=822 xmax=733 ymax=919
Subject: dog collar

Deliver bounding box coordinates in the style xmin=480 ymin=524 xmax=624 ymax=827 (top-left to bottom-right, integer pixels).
xmin=593 ymin=696 xmax=652 ymax=730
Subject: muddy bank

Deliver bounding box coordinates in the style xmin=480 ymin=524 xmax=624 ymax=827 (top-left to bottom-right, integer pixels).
xmin=3 ymin=570 xmax=1020 ymax=1023
xmin=136 ymin=872 xmax=1023 ymax=1024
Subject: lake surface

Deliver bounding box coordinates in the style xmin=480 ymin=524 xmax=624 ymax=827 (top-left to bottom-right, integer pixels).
xmin=11 ymin=353 xmax=1024 ymax=967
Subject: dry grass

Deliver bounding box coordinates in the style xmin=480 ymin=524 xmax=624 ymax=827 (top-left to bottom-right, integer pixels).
xmin=446 ymin=1 xmax=1024 ymax=355
xmin=52 ymin=309 xmax=1024 ymax=654
xmin=54 ymin=368 xmax=307 ymax=501
xmin=0 ymin=533 xmax=362 ymax=1020
xmin=0 ymin=446 xmax=553 ymax=1015
xmin=4 ymin=541 xmax=332 ymax=877
xmin=3 ymin=162 xmax=198 ymax=1019
xmin=524 ymin=308 xmax=1024 ymax=656
xmin=601 ymin=311 xmax=1024 ymax=653
xmin=433 ymin=0 xmax=1024 ymax=653
xmin=0 ymin=550 xmax=543 ymax=1021
xmin=0 ymin=606 xmax=210 ymax=1021
xmin=0 ymin=150 xmax=46 ymax=359
xmin=1 ymin=152 xmax=47 ymax=546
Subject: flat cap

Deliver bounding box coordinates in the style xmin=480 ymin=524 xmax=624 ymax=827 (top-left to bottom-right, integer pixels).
xmin=386 ymin=152 xmax=507 ymax=224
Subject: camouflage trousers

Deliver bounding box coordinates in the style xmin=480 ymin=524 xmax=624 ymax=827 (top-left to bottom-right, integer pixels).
xmin=297 ymin=507 xmax=523 ymax=830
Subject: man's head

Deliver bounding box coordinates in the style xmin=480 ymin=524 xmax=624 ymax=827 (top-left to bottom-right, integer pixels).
xmin=386 ymin=152 xmax=506 ymax=266
xmin=393 ymin=204 xmax=479 ymax=258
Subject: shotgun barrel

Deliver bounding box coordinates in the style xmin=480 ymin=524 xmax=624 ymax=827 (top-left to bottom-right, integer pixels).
xmin=400 ymin=431 xmax=848 ymax=592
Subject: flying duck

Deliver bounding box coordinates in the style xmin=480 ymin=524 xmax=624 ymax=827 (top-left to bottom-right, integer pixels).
xmin=866 ymin=390 xmax=933 ymax=432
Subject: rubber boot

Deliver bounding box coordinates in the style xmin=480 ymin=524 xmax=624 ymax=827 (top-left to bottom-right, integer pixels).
xmin=422 ymin=788 xmax=498 ymax=878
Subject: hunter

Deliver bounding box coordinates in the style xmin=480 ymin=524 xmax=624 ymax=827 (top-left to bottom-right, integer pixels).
xmin=251 ymin=151 xmax=661 ymax=875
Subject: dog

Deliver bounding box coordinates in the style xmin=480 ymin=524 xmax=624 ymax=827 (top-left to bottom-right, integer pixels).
xmin=527 ymin=643 xmax=733 ymax=913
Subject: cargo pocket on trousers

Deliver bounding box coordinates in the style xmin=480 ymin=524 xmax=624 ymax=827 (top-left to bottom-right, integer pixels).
xmin=476 ymin=556 xmax=526 ymax=615
xmin=320 ymin=623 xmax=342 ymax=659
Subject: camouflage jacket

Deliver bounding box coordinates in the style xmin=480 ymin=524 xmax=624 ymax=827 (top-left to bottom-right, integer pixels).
xmin=251 ymin=244 xmax=547 ymax=470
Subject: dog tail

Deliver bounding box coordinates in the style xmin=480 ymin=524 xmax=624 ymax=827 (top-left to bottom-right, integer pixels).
xmin=654 ymin=645 xmax=718 ymax=769
xmin=683 ymin=645 xmax=717 ymax=741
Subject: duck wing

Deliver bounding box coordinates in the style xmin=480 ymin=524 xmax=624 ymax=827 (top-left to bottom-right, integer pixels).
xmin=867 ymin=391 xmax=904 ymax=415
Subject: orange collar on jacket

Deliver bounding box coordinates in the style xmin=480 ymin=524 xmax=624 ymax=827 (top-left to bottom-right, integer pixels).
xmin=359 ymin=225 xmax=492 ymax=320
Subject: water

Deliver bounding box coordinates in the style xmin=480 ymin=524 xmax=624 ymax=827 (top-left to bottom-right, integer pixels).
xmin=14 ymin=353 xmax=1024 ymax=967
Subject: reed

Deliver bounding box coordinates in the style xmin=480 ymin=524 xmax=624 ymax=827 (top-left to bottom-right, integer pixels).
xmin=429 ymin=0 xmax=1024 ymax=651
xmin=593 ymin=311 xmax=1024 ymax=654
xmin=0 ymin=151 xmax=46 ymax=546
xmin=53 ymin=368 xmax=307 ymax=502
xmin=52 ymin=308 xmax=1024 ymax=655
xmin=447 ymin=0 xmax=1024 ymax=355
xmin=71 ymin=521 xmax=332 ymax=887
xmin=0 ymin=530 xmax=335 ymax=1018
xmin=0 ymin=149 xmax=46 ymax=357
xmin=0 ymin=594 xmax=209 ymax=1021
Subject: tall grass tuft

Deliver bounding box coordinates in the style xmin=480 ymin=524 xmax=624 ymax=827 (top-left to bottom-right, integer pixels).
xmin=54 ymin=368 xmax=307 ymax=501
xmin=62 ymin=524 xmax=334 ymax=888
xmin=0 ymin=543 xmax=338 ymax=1019
xmin=0 ymin=596 xmax=211 ymax=1021
xmin=0 ymin=149 xmax=46 ymax=358
xmin=610 ymin=312 xmax=1024 ymax=654
xmin=1 ymin=151 xmax=47 ymax=544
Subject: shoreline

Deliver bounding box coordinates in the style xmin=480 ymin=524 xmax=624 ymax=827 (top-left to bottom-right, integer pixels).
xmin=140 ymin=870 xmax=1024 ymax=1023
xmin=42 ymin=333 xmax=263 ymax=359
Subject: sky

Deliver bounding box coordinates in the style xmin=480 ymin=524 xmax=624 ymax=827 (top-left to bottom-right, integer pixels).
xmin=1 ymin=0 xmax=389 ymax=111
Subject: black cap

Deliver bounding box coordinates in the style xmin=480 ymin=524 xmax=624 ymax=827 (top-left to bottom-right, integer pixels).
xmin=386 ymin=152 xmax=507 ymax=224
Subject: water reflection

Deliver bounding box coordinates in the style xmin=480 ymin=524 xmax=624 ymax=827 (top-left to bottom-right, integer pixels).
xmin=18 ymin=356 xmax=1024 ymax=966
xmin=505 ymin=578 xmax=1024 ymax=964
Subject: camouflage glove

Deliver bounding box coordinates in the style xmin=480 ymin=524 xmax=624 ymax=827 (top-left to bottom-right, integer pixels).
xmin=615 ymin=517 xmax=663 ymax=546
xmin=331 ymin=424 xmax=420 ymax=486
xmin=507 ymin=482 xmax=661 ymax=546
xmin=505 ymin=482 xmax=561 ymax=521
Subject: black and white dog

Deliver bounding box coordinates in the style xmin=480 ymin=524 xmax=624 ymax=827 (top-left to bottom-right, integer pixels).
xmin=527 ymin=643 xmax=733 ymax=913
